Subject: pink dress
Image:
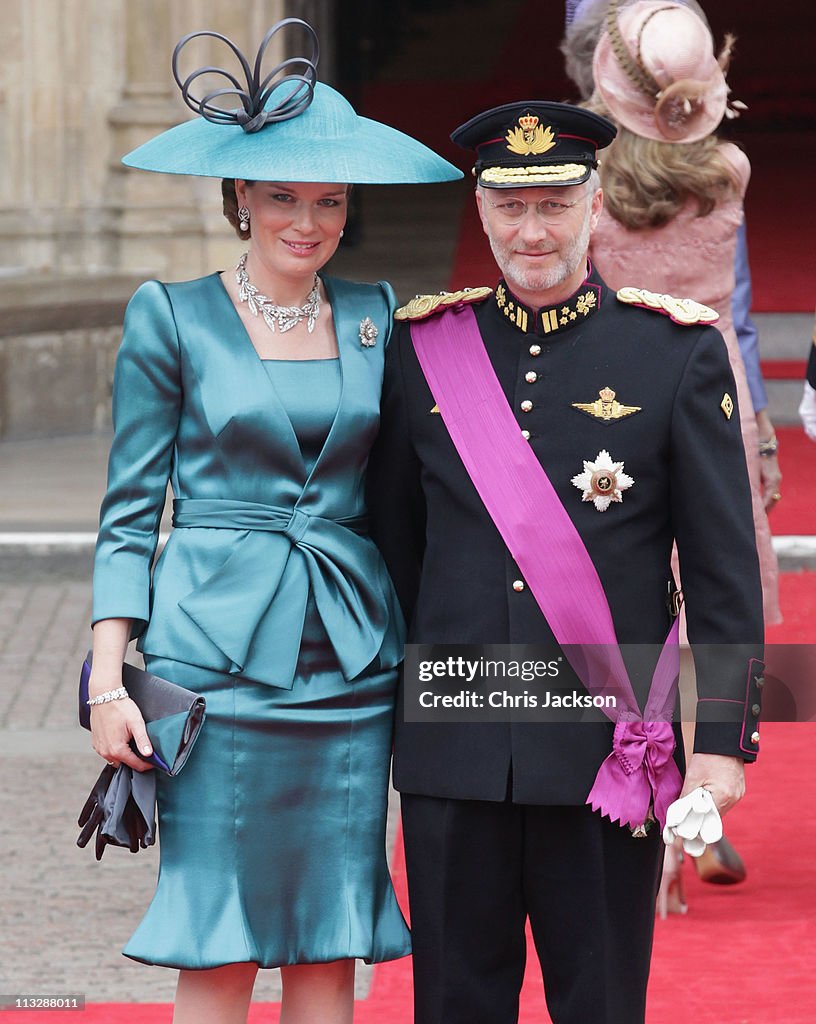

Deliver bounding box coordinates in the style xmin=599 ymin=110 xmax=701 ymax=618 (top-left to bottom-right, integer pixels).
xmin=590 ymin=143 xmax=780 ymax=624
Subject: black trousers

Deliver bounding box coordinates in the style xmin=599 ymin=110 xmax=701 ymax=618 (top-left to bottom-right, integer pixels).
xmin=401 ymin=793 xmax=663 ymax=1024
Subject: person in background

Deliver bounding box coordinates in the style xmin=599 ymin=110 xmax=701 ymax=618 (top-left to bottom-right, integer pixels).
xmin=87 ymin=20 xmax=460 ymax=1024
xmin=561 ymin=0 xmax=783 ymax=510
xmin=584 ymin=0 xmax=780 ymax=907
xmin=800 ymin=321 xmax=816 ymax=441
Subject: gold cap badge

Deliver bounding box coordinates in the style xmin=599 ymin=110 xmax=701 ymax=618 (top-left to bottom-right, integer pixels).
xmin=505 ymin=116 xmax=556 ymax=157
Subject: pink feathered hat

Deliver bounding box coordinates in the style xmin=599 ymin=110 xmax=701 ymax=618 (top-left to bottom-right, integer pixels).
xmin=593 ymin=0 xmax=739 ymax=144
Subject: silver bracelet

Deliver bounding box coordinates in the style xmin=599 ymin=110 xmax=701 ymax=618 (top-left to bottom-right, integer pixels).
xmin=87 ymin=686 xmax=129 ymax=706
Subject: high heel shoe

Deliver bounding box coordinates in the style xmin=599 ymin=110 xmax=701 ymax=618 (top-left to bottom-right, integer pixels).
xmin=657 ymin=842 xmax=688 ymax=919
xmin=693 ymin=835 xmax=746 ymax=885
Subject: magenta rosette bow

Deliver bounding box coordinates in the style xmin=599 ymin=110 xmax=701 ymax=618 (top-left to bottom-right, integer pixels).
xmin=587 ymin=717 xmax=683 ymax=830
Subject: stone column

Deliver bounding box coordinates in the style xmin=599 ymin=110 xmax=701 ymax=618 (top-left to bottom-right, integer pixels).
xmin=101 ymin=0 xmax=212 ymax=279
xmin=103 ymin=0 xmax=292 ymax=279
xmin=0 ymin=0 xmax=124 ymax=275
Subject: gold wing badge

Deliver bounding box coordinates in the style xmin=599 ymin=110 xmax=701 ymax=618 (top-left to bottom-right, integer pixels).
xmin=505 ymin=115 xmax=556 ymax=156
xmin=572 ymin=387 xmax=642 ymax=422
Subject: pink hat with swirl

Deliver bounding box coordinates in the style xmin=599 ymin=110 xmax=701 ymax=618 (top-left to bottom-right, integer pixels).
xmin=593 ymin=0 xmax=739 ymax=144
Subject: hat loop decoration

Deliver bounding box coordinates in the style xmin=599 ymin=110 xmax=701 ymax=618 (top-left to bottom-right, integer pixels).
xmin=172 ymin=19 xmax=319 ymax=135
xmin=605 ymin=0 xmax=668 ymax=100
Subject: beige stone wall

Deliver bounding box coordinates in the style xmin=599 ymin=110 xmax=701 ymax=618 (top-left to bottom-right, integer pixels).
xmin=0 ymin=0 xmax=289 ymax=282
xmin=0 ymin=0 xmax=315 ymax=440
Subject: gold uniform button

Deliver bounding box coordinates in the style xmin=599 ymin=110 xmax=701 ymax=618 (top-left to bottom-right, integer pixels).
xmin=755 ymin=676 xmax=765 ymax=688
xmin=520 ymin=400 xmax=533 ymax=413
xmin=521 ymin=429 xmax=531 ymax=440
xmin=513 ymin=580 xmax=525 ymax=592
xmin=751 ymin=731 xmax=760 ymax=745
xmin=529 ymin=344 xmax=541 ymax=356
xmin=752 ymin=704 xmax=761 ymax=717
xmin=525 ymin=371 xmax=537 ymax=384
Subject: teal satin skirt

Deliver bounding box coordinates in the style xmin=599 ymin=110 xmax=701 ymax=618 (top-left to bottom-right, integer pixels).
xmin=123 ymin=617 xmax=410 ymax=970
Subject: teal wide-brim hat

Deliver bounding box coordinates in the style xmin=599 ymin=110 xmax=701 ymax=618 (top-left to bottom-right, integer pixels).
xmin=123 ymin=21 xmax=462 ymax=185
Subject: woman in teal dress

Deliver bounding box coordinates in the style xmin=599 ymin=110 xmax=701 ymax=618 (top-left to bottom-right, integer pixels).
xmin=86 ymin=22 xmax=460 ymax=1024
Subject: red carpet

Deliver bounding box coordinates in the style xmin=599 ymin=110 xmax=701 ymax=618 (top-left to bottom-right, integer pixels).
xmin=761 ymin=360 xmax=808 ymax=380
xmin=11 ymin=719 xmax=814 ymax=1024
xmin=764 ymin=426 xmax=816 ymax=539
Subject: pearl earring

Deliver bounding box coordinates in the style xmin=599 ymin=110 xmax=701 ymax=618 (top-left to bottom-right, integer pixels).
xmin=238 ymin=206 xmax=250 ymax=232
xmin=339 ymin=229 xmax=345 ymax=238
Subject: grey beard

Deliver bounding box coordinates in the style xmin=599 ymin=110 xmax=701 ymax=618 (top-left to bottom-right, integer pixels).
xmin=489 ymin=203 xmax=593 ymax=297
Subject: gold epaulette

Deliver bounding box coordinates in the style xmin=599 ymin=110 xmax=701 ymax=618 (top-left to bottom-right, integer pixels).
xmin=394 ymin=287 xmax=493 ymax=322
xmin=616 ymin=286 xmax=719 ymax=326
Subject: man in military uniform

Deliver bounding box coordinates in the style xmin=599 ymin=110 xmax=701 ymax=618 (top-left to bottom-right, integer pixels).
xmin=368 ymin=102 xmax=764 ymax=1024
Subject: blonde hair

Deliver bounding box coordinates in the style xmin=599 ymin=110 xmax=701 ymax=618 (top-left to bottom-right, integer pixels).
xmin=589 ymin=110 xmax=742 ymax=229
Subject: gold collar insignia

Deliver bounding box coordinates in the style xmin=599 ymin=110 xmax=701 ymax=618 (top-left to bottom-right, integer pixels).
xmin=495 ymin=279 xmax=601 ymax=335
xmin=572 ymin=387 xmax=642 ymax=422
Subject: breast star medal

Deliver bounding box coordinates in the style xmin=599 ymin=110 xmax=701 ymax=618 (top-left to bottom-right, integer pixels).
xmin=359 ymin=317 xmax=378 ymax=347
xmin=571 ymin=449 xmax=634 ymax=511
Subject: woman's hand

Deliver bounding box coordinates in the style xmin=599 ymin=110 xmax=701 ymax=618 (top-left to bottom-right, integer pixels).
xmin=89 ymin=692 xmax=154 ymax=772
xmin=756 ymin=408 xmax=782 ymax=512
xmin=89 ymin=617 xmax=154 ymax=772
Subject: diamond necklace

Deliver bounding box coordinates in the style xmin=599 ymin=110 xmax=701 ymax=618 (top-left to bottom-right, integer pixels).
xmin=235 ymin=252 xmax=321 ymax=334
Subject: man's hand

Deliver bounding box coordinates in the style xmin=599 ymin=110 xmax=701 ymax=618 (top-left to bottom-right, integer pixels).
xmin=680 ymin=753 xmax=745 ymax=816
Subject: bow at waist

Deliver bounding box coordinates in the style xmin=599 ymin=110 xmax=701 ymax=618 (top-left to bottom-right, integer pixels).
xmin=173 ymin=498 xmax=369 ymax=541
xmin=171 ymin=499 xmax=402 ymax=688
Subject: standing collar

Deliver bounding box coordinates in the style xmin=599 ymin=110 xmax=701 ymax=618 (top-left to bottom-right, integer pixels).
xmin=494 ymin=261 xmax=604 ymax=336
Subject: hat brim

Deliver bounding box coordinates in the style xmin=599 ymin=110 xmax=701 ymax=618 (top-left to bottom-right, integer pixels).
xmin=478 ymin=162 xmax=592 ymax=188
xmin=123 ymin=84 xmax=462 ymax=184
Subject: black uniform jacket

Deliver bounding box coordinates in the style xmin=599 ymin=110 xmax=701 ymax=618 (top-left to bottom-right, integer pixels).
xmin=368 ymin=266 xmax=764 ymax=805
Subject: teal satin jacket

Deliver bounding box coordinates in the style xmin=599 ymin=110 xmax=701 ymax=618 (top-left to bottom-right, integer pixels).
xmin=92 ymin=273 xmax=404 ymax=689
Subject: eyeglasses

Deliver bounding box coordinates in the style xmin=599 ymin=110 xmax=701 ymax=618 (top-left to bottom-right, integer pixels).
xmin=486 ymin=192 xmax=588 ymax=225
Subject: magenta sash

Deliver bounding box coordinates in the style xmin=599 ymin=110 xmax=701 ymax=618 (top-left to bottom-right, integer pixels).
xmin=411 ymin=304 xmax=682 ymax=829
